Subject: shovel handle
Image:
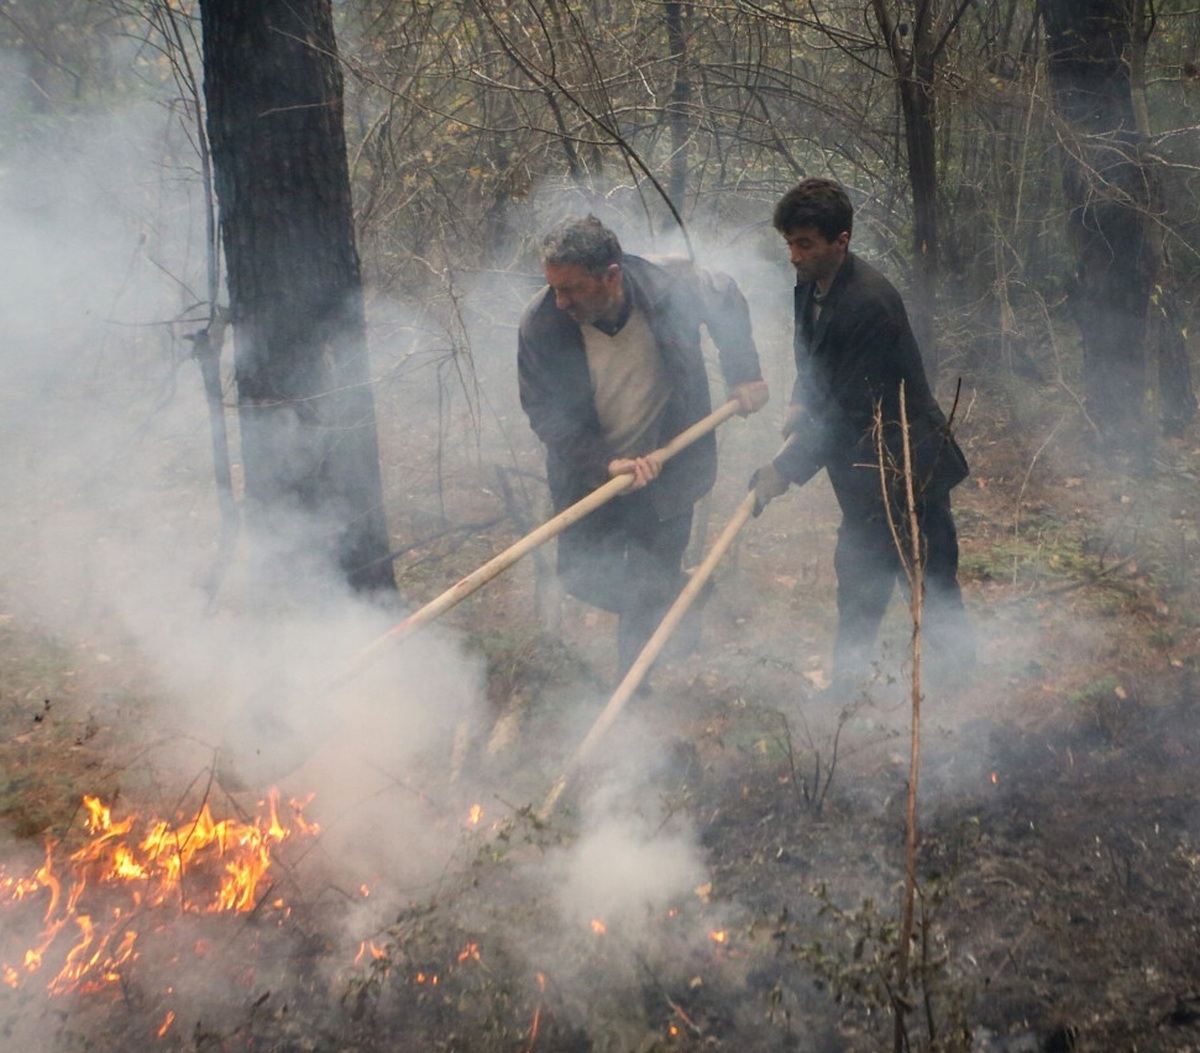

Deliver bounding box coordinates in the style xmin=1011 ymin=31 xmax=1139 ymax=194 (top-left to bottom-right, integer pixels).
xmin=538 ymin=489 xmax=757 ymax=820
xmin=332 ymin=399 xmax=745 ymax=685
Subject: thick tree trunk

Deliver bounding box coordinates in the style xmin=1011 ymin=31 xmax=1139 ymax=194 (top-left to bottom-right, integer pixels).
xmin=1041 ymin=0 xmax=1162 ymax=462
xmin=199 ymin=0 xmax=395 ymax=594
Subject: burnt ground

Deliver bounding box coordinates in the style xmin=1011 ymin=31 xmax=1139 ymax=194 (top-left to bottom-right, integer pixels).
xmin=3 ymin=360 xmax=1200 ymax=1052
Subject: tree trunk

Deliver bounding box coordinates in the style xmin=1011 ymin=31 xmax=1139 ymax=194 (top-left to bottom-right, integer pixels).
xmin=664 ymin=0 xmax=692 ymax=215
xmin=1040 ymin=0 xmax=1161 ymax=463
xmin=199 ymin=0 xmax=396 ymax=594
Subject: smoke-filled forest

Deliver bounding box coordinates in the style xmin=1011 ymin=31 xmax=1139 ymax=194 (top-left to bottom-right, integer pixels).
xmin=1 ymin=2 xmax=1199 ymax=1051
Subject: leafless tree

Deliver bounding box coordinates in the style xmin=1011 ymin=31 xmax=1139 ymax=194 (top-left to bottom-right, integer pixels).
xmin=199 ymin=0 xmax=396 ymax=594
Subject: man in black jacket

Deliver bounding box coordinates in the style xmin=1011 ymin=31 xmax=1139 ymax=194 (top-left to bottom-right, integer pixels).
xmin=519 ymin=215 xmax=768 ymax=679
xmin=750 ymin=178 xmax=972 ymax=693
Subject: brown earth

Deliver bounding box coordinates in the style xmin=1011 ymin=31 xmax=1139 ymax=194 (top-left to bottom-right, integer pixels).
xmin=2 ymin=360 xmax=1200 ymax=1052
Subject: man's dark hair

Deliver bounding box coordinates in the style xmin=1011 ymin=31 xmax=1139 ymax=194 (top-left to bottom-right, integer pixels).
xmin=772 ymin=177 xmax=854 ymax=242
xmin=540 ymin=215 xmax=623 ymax=276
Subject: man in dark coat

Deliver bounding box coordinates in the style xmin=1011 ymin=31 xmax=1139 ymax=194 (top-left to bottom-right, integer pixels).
xmin=750 ymin=177 xmax=973 ymax=692
xmin=519 ymin=215 xmax=768 ymax=679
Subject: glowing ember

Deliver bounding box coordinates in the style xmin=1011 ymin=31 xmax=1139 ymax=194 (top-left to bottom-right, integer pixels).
xmin=0 ymin=790 xmax=318 ymax=995
xmin=590 ymin=918 xmax=606 ymax=935
xmin=466 ymin=803 xmax=484 ymax=826
xmin=157 ymin=1010 xmax=175 ymax=1037
xmin=457 ymin=942 xmax=481 ymax=964
xmin=528 ymin=971 xmax=547 ymax=1047
xmin=355 ymin=940 xmax=388 ymax=965
xmin=709 ymin=930 xmax=727 ymax=944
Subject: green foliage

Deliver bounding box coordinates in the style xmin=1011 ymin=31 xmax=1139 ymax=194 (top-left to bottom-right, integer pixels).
xmin=464 ymin=624 xmax=600 ymax=706
xmin=790 ymin=883 xmax=975 ymax=1052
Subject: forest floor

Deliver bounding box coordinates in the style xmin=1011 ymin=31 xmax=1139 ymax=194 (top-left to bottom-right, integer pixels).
xmin=2 ymin=358 xmax=1200 ymax=1053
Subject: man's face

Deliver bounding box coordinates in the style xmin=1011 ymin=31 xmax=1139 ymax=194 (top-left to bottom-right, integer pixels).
xmin=544 ymin=261 xmax=623 ymax=326
xmin=782 ymin=226 xmax=849 ymax=289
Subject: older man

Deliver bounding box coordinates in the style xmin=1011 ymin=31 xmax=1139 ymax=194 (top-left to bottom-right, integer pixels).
xmin=519 ymin=215 xmax=768 ymax=679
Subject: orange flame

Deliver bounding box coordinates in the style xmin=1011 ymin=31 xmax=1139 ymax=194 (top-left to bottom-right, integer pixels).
xmin=590 ymin=918 xmax=606 ymax=935
xmin=709 ymin=929 xmax=727 ymax=944
xmin=355 ymin=940 xmax=388 ymax=965
xmin=466 ymin=804 xmax=484 ymax=826
xmin=0 ymin=791 xmax=318 ymax=995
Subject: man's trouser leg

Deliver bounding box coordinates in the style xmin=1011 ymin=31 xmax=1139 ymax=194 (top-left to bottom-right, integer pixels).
xmin=616 ymin=498 xmax=693 ymax=679
xmin=919 ymin=490 xmax=976 ymax=685
xmin=556 ymin=499 xmax=627 ymax=614
xmin=832 ymin=511 xmax=899 ymax=685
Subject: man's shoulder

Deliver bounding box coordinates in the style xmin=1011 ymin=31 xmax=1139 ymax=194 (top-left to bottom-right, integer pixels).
xmin=844 ymin=253 xmax=900 ymax=297
xmin=635 ymin=252 xmax=693 ymax=275
xmin=626 ymin=252 xmax=742 ymax=315
xmin=615 ymin=253 xmax=690 ymax=315
xmin=622 ymin=252 xmax=680 ymax=288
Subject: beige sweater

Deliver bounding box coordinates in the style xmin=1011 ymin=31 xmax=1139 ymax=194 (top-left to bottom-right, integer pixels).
xmin=581 ymin=306 xmax=670 ymax=458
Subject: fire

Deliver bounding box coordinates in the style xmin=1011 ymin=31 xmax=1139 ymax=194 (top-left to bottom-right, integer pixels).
xmin=0 ymin=790 xmax=318 ymax=995
xmin=466 ymin=803 xmax=484 ymax=826
xmin=709 ymin=929 xmax=727 ymax=944
xmin=528 ymin=971 xmax=547 ymax=1048
xmin=355 ymin=940 xmax=388 ymax=965
xmin=590 ymin=918 xmax=606 ymax=935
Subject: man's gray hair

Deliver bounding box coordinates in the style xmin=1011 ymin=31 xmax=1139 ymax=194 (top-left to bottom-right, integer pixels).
xmin=540 ymin=215 xmax=623 ymax=276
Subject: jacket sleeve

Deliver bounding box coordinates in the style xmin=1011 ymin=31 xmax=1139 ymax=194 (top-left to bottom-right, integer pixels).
xmin=775 ymin=291 xmax=895 ymax=486
xmin=691 ymin=267 xmax=764 ymax=389
xmin=773 ymin=413 xmax=827 ymax=487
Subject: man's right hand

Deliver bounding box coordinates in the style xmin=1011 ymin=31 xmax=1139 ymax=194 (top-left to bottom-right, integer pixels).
xmin=749 ymin=462 xmax=790 ymax=516
xmin=731 ymin=380 xmax=770 ymax=417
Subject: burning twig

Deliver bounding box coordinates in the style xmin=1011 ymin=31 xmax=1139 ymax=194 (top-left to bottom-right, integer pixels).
xmin=0 ymin=791 xmax=318 ymax=995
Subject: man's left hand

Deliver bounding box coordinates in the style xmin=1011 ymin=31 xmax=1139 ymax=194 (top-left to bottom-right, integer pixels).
xmin=731 ymin=380 xmax=769 ymax=417
xmin=609 ymin=455 xmax=661 ymax=490
xmin=749 ymin=462 xmax=789 ymax=516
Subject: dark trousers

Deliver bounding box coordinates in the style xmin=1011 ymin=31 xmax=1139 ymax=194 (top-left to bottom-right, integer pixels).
xmin=557 ymin=489 xmax=693 ymax=677
xmin=828 ymin=459 xmax=969 ymax=681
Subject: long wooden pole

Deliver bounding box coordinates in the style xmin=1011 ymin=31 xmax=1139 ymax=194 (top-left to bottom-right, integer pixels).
xmin=319 ymin=399 xmax=744 ymax=695
xmin=217 ymin=401 xmax=745 ymax=791
xmin=538 ymin=489 xmax=757 ymax=820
